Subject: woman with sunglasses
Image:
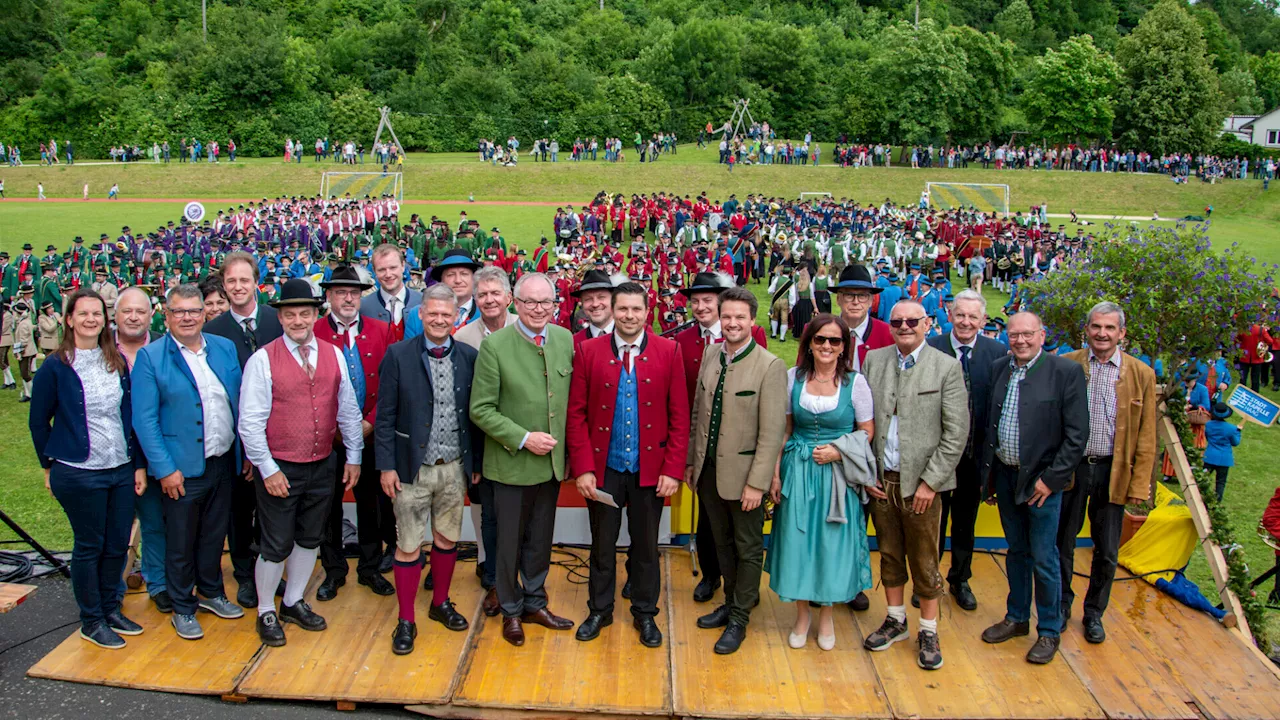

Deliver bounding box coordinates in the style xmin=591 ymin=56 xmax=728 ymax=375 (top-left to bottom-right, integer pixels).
xmin=765 ymin=314 xmax=874 ymax=651
xmin=29 ymin=288 xmax=148 ymax=649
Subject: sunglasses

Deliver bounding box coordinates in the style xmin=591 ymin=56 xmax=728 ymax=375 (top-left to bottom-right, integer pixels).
xmin=811 ymin=336 xmax=845 ymax=347
xmin=890 ymin=317 xmax=928 ymax=329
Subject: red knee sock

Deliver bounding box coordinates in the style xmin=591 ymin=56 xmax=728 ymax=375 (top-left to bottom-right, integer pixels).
xmin=393 ymin=559 xmax=422 ymax=623
xmin=430 ymin=545 xmax=457 ymax=607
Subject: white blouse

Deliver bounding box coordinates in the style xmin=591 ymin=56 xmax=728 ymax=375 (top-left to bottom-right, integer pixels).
xmin=786 ymin=367 xmax=874 ymax=423
xmin=63 ymin=347 xmax=130 ymax=470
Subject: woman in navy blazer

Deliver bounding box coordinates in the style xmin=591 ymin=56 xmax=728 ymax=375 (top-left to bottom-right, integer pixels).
xmin=28 ymin=289 xmax=147 ymax=650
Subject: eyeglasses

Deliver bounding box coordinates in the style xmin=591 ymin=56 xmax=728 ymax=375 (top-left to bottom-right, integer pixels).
xmin=840 ymin=293 xmax=873 ymax=303
xmin=167 ymin=309 xmax=204 ymax=319
xmin=811 ymin=336 xmax=845 ymax=347
xmin=889 ymin=317 xmax=928 ymax=329
xmin=1007 ymin=331 xmax=1040 ymax=341
xmin=517 ymin=297 xmax=556 ymax=310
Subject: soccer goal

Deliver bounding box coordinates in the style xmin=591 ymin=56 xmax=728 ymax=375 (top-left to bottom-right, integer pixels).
xmin=320 ymin=171 xmax=404 ymax=201
xmin=800 ymin=192 xmax=832 ymax=203
xmin=924 ymin=182 xmax=1009 ymax=215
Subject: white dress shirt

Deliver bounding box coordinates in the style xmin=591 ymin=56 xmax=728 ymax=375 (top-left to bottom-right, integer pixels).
xmin=850 ymin=315 xmax=870 ymax=371
xmin=380 ymin=287 xmax=407 ymax=324
xmin=178 ymin=338 xmax=236 ymax=458
xmin=238 ymin=334 xmax=364 ymax=479
xmin=588 ymin=320 xmax=615 ymax=338
xmin=329 ymin=314 xmax=360 ymax=349
xmin=700 ymin=321 xmax=723 ymax=342
xmin=230 ymin=303 xmax=259 ymax=334
xmin=950 ymin=332 xmax=976 ymax=356
xmin=883 ymin=343 xmax=925 ymax=472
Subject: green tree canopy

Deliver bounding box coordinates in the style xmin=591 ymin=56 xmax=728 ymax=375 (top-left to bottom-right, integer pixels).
xmin=1023 ymin=34 xmax=1120 ymax=145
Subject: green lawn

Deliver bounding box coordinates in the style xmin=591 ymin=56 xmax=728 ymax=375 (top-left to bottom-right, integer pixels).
xmin=1 ymin=159 xmax=1278 ymax=637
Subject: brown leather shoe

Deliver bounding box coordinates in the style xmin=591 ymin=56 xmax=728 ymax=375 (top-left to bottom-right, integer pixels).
xmin=521 ymin=607 xmax=574 ymax=630
xmin=483 ymin=588 xmax=500 ymax=617
xmin=502 ymin=616 xmax=525 ymax=646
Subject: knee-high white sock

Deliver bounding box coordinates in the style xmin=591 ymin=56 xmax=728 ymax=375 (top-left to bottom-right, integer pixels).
xmin=3 ymin=367 xmax=13 ymax=385
xmin=23 ymin=380 xmax=32 ymax=396
xmin=780 ymin=324 xmax=788 ymax=338
xmin=469 ymin=503 xmax=485 ymax=565
xmin=283 ymin=544 xmax=319 ymax=607
xmin=255 ymin=557 xmax=286 ymax=616
xmin=770 ymin=319 xmax=779 ymax=337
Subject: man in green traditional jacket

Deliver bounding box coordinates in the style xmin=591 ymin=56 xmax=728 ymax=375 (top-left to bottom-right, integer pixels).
xmin=469 ymin=271 xmax=575 ymax=647
xmin=0 ymin=252 xmax=18 ymax=300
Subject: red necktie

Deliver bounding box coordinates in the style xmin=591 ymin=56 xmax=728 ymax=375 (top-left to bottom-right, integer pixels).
xmin=534 ymin=335 xmax=544 ymax=347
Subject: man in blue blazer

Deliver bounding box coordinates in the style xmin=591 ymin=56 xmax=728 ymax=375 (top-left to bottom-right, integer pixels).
xmin=132 ymin=284 xmax=248 ymax=641
xmin=925 ymin=289 xmax=1007 ymax=611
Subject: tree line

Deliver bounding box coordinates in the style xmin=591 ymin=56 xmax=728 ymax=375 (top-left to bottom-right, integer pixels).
xmin=1 ymin=0 xmax=1276 ymax=159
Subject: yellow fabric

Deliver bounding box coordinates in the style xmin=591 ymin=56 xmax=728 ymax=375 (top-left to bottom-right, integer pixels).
xmin=1118 ymin=484 xmax=1197 ymax=584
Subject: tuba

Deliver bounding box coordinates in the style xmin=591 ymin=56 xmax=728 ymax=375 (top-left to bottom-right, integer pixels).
xmin=116 ymin=240 xmax=128 ymax=251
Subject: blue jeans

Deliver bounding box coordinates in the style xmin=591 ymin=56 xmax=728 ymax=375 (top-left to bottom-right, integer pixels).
xmin=50 ymin=462 xmax=136 ymax=628
xmin=994 ymin=461 xmax=1063 ymax=638
xmin=133 ymin=478 xmax=167 ymax=595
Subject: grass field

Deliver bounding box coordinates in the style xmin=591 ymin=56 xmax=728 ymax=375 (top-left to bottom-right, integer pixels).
xmin=1 ymin=154 xmax=1277 ymax=637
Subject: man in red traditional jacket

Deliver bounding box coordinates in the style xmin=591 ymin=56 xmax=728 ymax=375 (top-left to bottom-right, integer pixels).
xmin=567 ymin=282 xmax=689 ymax=648
xmin=314 ymin=264 xmax=397 ymax=601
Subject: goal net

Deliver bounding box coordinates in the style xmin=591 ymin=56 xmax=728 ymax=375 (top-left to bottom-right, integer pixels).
xmin=924 ymin=182 xmax=1009 ymax=215
xmin=800 ymin=192 xmax=832 ymax=203
xmin=320 ymin=172 xmax=404 ymax=201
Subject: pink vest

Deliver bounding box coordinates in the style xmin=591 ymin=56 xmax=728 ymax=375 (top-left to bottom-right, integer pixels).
xmin=264 ymin=337 xmax=341 ymax=463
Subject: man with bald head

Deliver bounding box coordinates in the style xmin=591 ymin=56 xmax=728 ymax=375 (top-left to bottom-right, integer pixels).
xmin=979 ymin=312 xmax=1088 ymax=665
xmin=114 ymin=287 xmax=159 ymax=367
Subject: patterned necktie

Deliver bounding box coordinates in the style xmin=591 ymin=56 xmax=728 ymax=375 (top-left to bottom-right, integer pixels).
xmin=243 ymin=317 xmax=257 ymax=352
xmin=298 ymin=344 xmax=314 ymax=379
xmin=387 ymin=296 xmax=399 ymax=324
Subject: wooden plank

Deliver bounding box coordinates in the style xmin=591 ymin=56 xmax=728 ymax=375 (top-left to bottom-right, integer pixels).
xmin=408 ymin=704 xmax=658 ymax=720
xmin=863 ymin=552 xmax=1103 ymax=720
xmin=1157 ymin=416 xmax=1249 ymax=637
xmin=1099 ymin=568 xmax=1280 ymax=720
xmin=235 ymin=557 xmax=484 ymax=705
xmin=1056 ymin=549 xmax=1198 ymax=720
xmin=668 ymin=550 xmax=890 ymax=720
xmin=0 ymin=582 xmax=36 ymax=613
xmin=27 ymin=556 xmax=262 ymax=695
xmin=452 ymin=550 xmax=671 ymax=716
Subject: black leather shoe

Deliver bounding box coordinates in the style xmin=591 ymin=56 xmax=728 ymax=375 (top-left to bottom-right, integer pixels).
xmin=848 ymin=591 xmax=870 ymax=612
xmin=1027 ymin=635 xmax=1061 ymax=664
xmin=714 ymin=621 xmax=747 ymax=655
xmin=422 ymin=569 xmax=434 ymax=591
xmin=634 ymin=616 xmax=662 ymax=648
xmin=391 ymin=619 xmax=417 ymax=655
xmin=359 ymin=572 xmax=395 ymax=596
xmin=621 ymin=579 xmax=633 ymax=600
xmin=697 ymin=604 xmax=732 ymax=629
xmin=316 ymin=575 xmax=345 ymax=602
xmin=575 ymin=612 xmax=613 ymax=642
xmin=950 ymin=582 xmax=978 ymax=611
xmin=236 ymin=581 xmax=257 ymax=609
xmin=428 ymin=599 xmax=469 ymax=631
xmin=379 ymin=549 xmax=394 ymax=574
xmin=910 ymin=593 xmax=920 ymax=609
xmin=1083 ymin=618 xmax=1106 ymax=644
xmin=693 ymin=576 xmax=720 ymax=603
xmin=276 ymin=580 xmax=286 ymax=597
xmin=151 ymin=589 xmax=174 ymax=614
xmin=982 ymin=619 xmax=1031 ymax=644
xmin=280 ymin=600 xmax=327 ymax=631
xmin=257 ymin=611 xmax=286 ymax=647
xmin=17 ymin=395 xmax=29 ymax=403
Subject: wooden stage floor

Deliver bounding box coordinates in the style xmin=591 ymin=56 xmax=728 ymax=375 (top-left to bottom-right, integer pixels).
xmin=27 ymin=549 xmax=1280 ymax=719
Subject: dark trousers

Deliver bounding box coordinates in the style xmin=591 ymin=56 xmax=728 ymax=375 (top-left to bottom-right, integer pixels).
xmin=1243 ymin=361 xmax=1264 ymax=392
xmin=940 ymin=452 xmax=982 ymax=585
xmin=49 ymin=462 xmax=135 ymax=628
xmin=320 ymin=443 xmax=393 ymax=579
xmin=697 ymin=465 xmax=764 ymax=626
xmin=1056 ymin=457 xmax=1124 ymax=624
xmin=254 ymin=454 xmax=337 ymax=563
xmin=476 ymin=477 xmax=498 ymax=588
xmin=1205 ymin=463 xmax=1231 ymax=501
xmin=228 ymin=467 xmax=259 ymax=586
xmin=994 ymin=460 xmax=1063 ymax=638
xmin=695 ymin=501 xmax=721 ymax=583
xmin=587 ymin=469 xmax=663 ymax=618
xmin=493 ymin=479 xmax=559 ymax=617
xmin=163 ymin=451 xmax=235 ymax=615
